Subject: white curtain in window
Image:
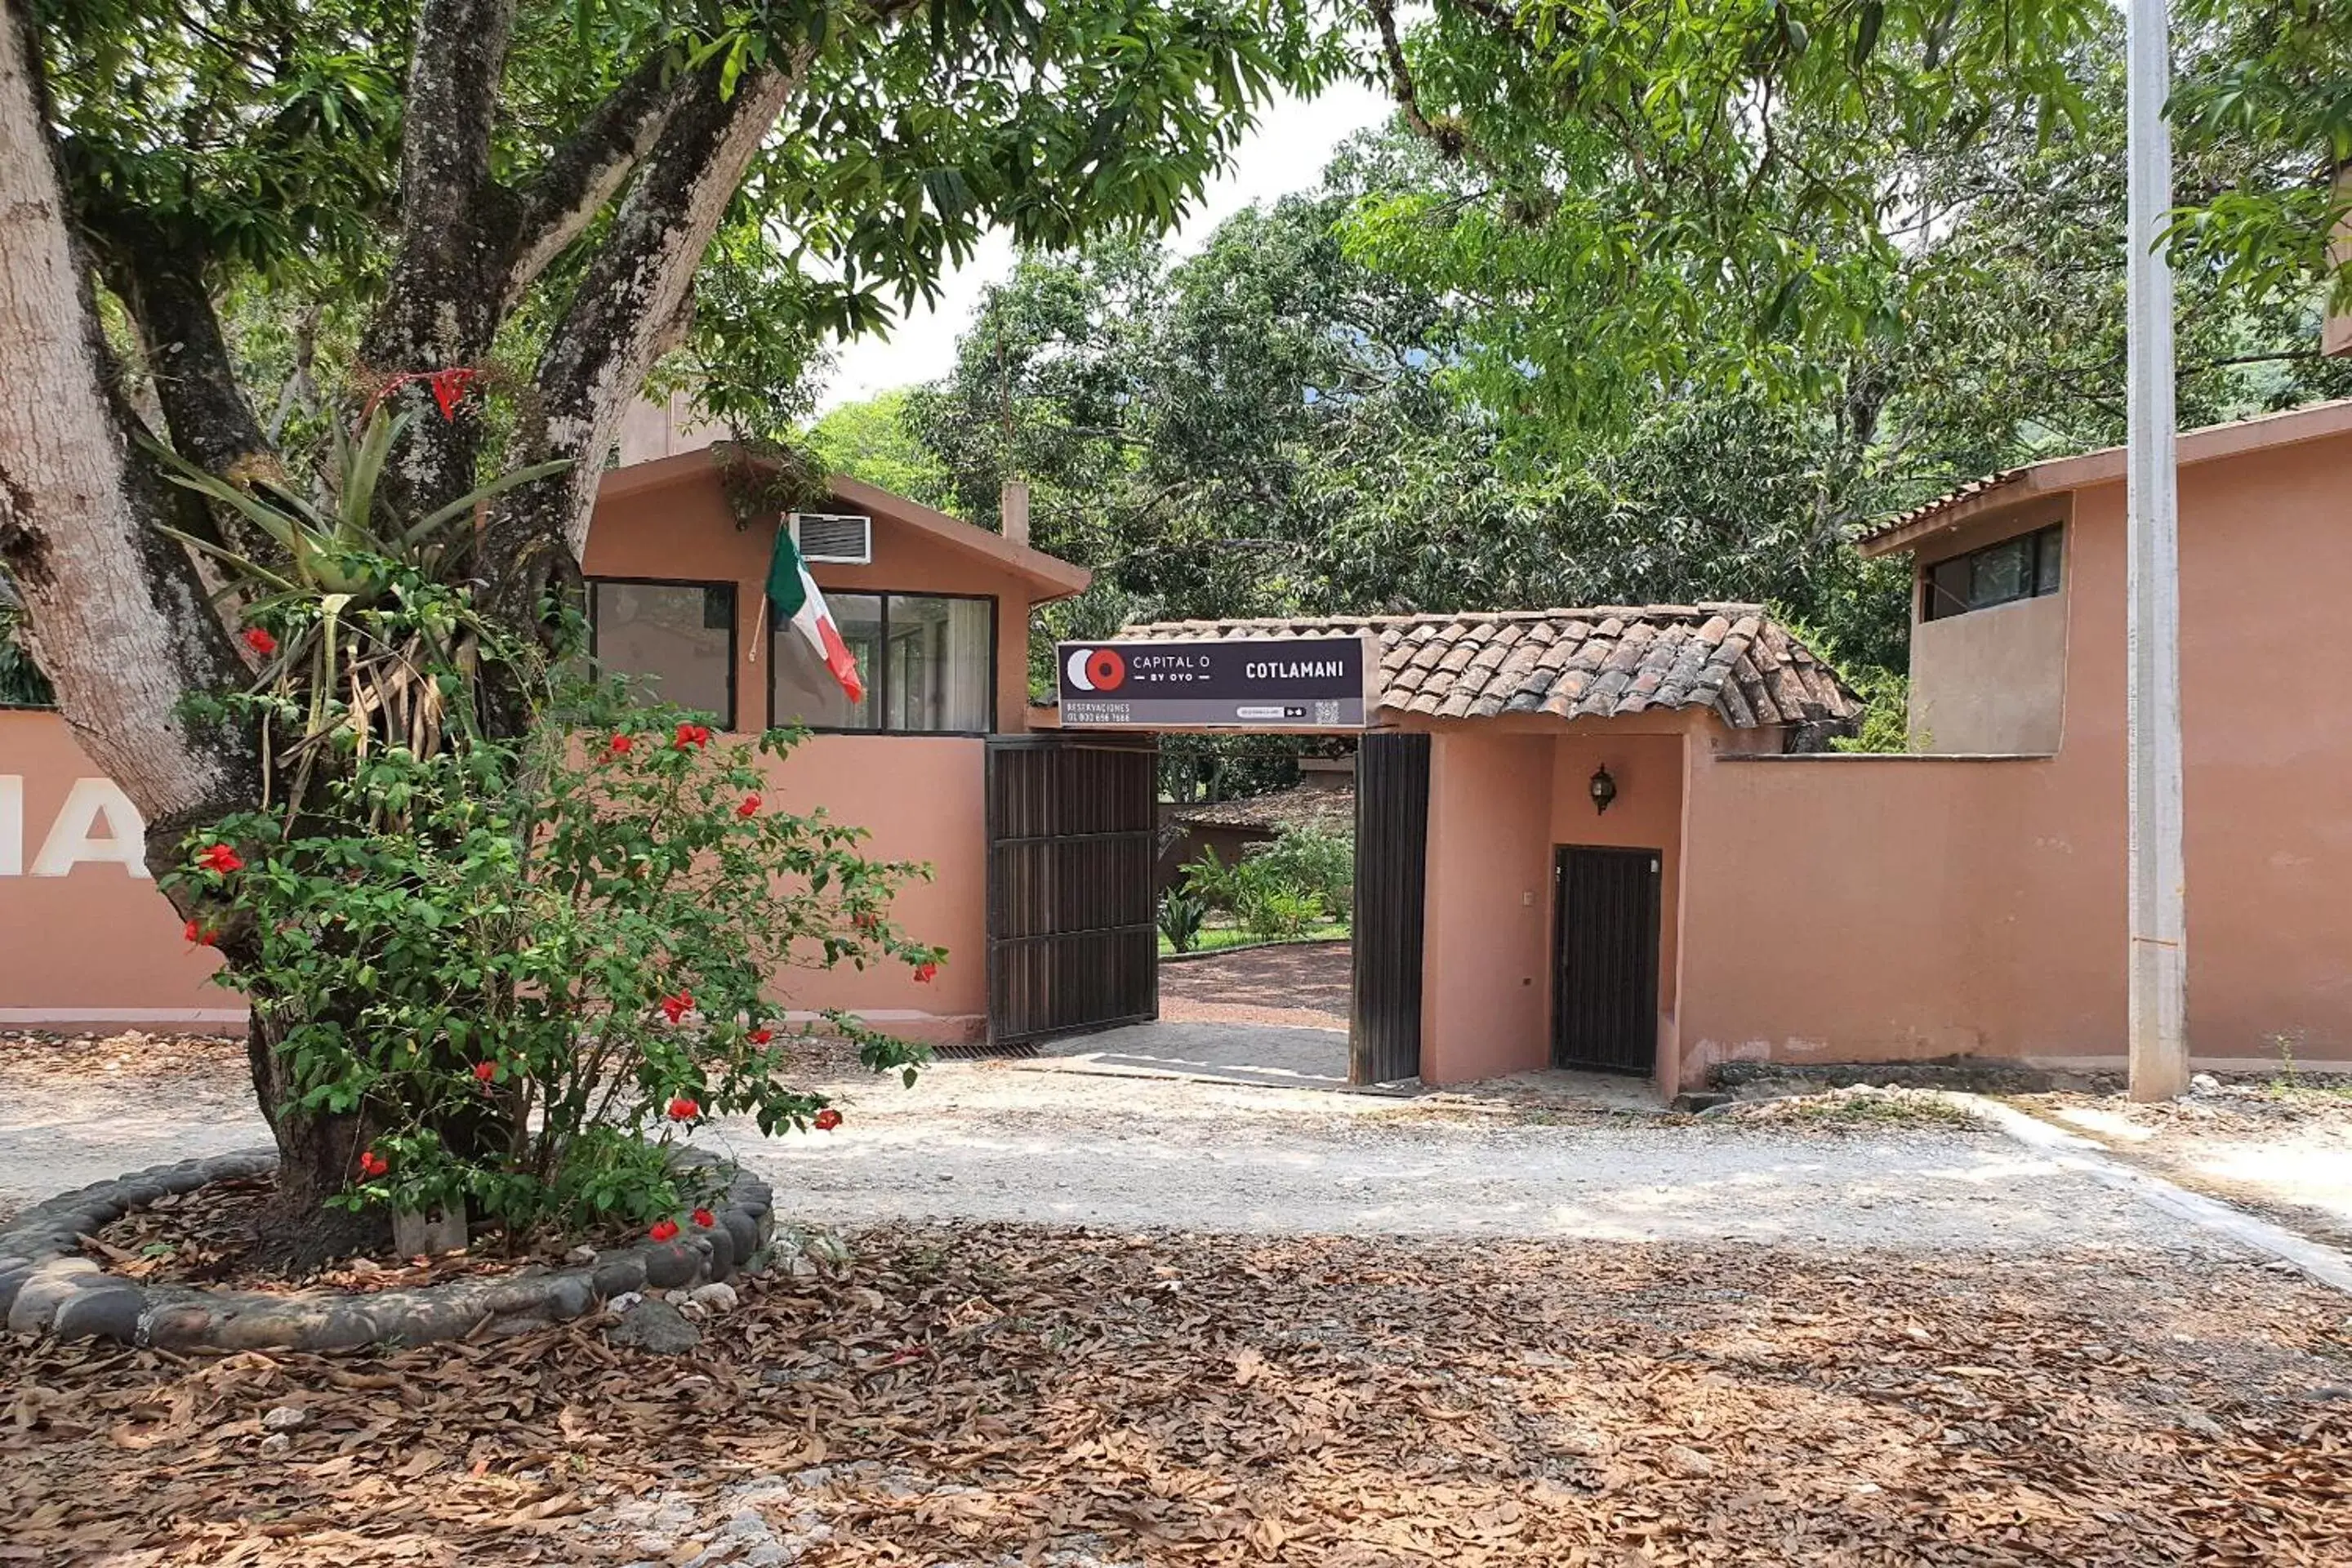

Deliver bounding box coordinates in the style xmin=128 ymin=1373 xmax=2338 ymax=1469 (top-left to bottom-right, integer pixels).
xmin=887 ymin=596 xmax=991 ymax=732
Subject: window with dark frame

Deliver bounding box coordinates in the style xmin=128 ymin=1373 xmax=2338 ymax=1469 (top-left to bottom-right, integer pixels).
xmin=771 ymin=591 xmax=995 ymax=735
xmin=586 ymin=577 xmax=737 ymax=728
xmin=1924 ymin=524 xmax=2064 ymax=621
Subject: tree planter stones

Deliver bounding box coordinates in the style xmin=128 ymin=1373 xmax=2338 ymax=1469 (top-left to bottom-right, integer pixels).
xmin=0 ymin=1144 xmax=773 ymax=1351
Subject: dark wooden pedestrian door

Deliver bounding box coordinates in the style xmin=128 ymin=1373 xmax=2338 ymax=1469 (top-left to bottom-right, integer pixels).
xmin=1350 ymin=731 xmax=1429 ymax=1085
xmin=1552 ymin=845 xmax=1660 ymax=1075
xmin=985 ymin=735 xmax=1158 ymax=1048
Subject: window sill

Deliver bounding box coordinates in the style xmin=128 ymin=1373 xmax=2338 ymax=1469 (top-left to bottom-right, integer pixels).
xmin=777 ymin=727 xmax=995 ymax=739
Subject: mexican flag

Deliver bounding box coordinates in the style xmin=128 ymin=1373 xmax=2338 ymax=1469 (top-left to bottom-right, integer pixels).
xmin=766 ymin=525 xmax=865 ymax=704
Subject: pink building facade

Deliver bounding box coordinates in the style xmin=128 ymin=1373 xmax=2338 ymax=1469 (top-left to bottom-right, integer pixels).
xmin=10 ymin=403 xmax=2352 ymax=1091
xmin=1396 ymin=402 xmax=2352 ymax=1088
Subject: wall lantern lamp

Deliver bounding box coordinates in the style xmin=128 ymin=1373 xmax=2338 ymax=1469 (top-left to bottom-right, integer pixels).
xmin=1589 ymin=764 xmax=1618 ymax=815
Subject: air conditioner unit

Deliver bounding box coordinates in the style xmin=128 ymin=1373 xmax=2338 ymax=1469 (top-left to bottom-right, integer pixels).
xmin=790 ymin=512 xmax=873 ymax=565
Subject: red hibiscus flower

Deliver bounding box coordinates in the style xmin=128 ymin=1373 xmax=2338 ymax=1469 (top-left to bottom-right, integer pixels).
xmin=913 ymin=961 xmax=938 ymax=984
xmin=747 ymin=1027 xmax=773 ymax=1045
xmin=666 ymin=1095 xmax=699 ymax=1122
xmin=736 ymin=793 xmax=761 ymax=818
xmin=660 ymin=991 xmax=693 ymax=1024
xmin=197 ymin=843 xmax=243 ymax=875
xmin=472 ymin=1061 xmax=497 ymax=1084
xmin=357 ymin=1149 xmax=389 ymax=1179
xmin=692 ymin=1208 xmax=715 ymax=1228
xmin=183 ymin=918 xmax=215 ymax=947
xmin=605 ymin=733 xmax=634 ymax=757
xmin=673 ymin=721 xmax=710 ymax=750
xmin=648 ymin=1218 xmax=679 ymax=1243
xmin=814 ymin=1108 xmax=843 ymax=1132
xmin=242 ymin=626 xmax=278 ymax=657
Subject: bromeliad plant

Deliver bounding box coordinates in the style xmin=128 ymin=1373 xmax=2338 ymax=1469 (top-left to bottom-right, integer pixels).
xmin=149 ymin=410 xmax=568 ymax=807
xmin=168 ymin=673 xmax=939 ymax=1237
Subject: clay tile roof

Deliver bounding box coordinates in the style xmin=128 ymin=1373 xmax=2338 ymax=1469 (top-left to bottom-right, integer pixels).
xmin=1117 ymin=606 xmax=1861 ymax=735
xmin=1172 ymin=785 xmax=1356 ymax=835
xmin=1855 ymin=470 xmax=2029 ymax=546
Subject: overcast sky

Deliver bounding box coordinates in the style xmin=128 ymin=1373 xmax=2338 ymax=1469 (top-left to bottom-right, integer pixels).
xmin=815 ymin=78 xmax=1395 ymax=412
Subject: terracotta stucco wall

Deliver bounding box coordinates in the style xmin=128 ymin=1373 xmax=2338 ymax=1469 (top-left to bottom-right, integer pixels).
xmin=1909 ymin=590 xmax=2068 ymax=754
xmin=1419 ymin=729 xmax=1554 ymax=1084
xmin=581 ymin=466 xmax=1051 ymax=1042
xmin=1549 ymin=731 xmax=1687 ymax=1092
xmin=1678 ymin=746 xmax=2050 ymax=1084
xmin=0 ymin=710 xmax=232 ymax=1026
xmin=1414 ymin=719 xmax=1690 ymax=1087
xmin=0 ymin=710 xmax=988 ymax=1040
xmin=751 ymin=735 xmax=988 ymax=1040
xmin=1679 ymin=429 xmax=2352 ymax=1079
xmin=0 ymin=468 xmax=1027 ymax=1041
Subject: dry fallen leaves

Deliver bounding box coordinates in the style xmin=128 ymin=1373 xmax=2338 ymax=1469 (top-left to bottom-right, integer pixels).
xmin=0 ymin=1224 xmax=2346 ymax=1566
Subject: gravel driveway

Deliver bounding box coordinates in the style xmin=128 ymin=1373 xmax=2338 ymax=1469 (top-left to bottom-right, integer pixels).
xmin=0 ymin=1031 xmax=2264 ymax=1265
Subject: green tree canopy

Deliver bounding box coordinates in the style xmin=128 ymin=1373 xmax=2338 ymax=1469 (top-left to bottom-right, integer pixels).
xmin=1343 ymin=0 xmax=2352 ymax=438
xmin=806 ymin=388 xmax=952 ymax=502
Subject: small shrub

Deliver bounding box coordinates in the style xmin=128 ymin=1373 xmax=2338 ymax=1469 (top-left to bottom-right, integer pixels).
xmin=1180 ymin=847 xmax=1240 ymax=913
xmin=0 ymin=600 xmax=53 ymax=707
xmin=1241 ymin=886 xmax=1325 ymax=942
xmin=1829 ymin=669 xmax=1918 ymax=754
xmin=167 ymin=677 xmax=940 ymax=1238
xmin=1245 ymin=826 xmax=1354 ymax=920
xmin=1158 ymin=886 xmax=1207 ymax=952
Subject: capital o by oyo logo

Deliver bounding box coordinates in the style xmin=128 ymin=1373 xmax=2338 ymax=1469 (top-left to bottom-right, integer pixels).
xmin=1064 ymin=646 xmax=1127 ymax=693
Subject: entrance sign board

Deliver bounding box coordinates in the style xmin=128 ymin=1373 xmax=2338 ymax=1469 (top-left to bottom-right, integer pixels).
xmin=1055 ymin=635 xmax=1375 ymax=729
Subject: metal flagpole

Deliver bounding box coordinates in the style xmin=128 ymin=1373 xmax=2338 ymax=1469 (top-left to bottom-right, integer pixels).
xmin=2125 ymin=0 xmax=2188 ymax=1100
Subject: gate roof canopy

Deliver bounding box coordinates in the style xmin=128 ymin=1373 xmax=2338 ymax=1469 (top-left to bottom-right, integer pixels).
xmin=1116 ymin=605 xmax=1860 ymax=735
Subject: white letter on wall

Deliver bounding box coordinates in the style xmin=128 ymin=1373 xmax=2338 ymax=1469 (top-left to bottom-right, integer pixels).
xmin=0 ymin=777 xmax=19 ymax=875
xmin=30 ymin=777 xmax=150 ymax=878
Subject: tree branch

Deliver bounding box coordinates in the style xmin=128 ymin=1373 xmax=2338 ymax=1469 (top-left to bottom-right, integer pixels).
xmin=93 ymin=217 xmax=274 ymax=479
xmin=363 ymin=0 xmax=521 ymax=513
xmin=1370 ymin=0 xmax=1455 ymax=158
xmin=483 ymin=52 xmax=814 ymax=624
xmin=504 ymin=49 xmax=695 ymax=305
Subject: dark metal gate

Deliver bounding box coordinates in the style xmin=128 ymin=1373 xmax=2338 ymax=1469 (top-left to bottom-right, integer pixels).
xmin=1552 ymin=844 xmax=1661 ymax=1075
xmin=1350 ymin=731 xmax=1429 ymax=1084
xmin=985 ymin=734 xmax=1159 ymax=1048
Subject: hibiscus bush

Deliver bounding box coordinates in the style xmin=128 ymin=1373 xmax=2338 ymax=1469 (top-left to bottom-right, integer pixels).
xmin=167 ymin=669 xmax=938 ymax=1239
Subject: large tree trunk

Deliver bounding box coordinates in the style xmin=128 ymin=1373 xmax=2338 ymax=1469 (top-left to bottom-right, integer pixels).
xmin=243 ymin=1010 xmax=389 ymax=1267
xmin=360 ymin=0 xmax=522 ymax=517
xmin=0 ymin=2 xmax=256 ymax=845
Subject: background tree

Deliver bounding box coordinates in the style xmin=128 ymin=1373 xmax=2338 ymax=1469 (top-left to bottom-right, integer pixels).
xmin=807 ymin=388 xmax=951 ymax=503
xmin=1346 ymin=0 xmax=2351 ymax=436
xmin=890 ymin=1 xmax=2352 ymax=740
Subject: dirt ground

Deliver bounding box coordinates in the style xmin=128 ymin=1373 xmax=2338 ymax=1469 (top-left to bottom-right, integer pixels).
xmin=7 ymin=1034 xmax=2352 ymax=1563
xmin=2011 ymin=1078 xmax=2352 ymax=1250
xmin=1157 ymin=942 xmax=1349 ymax=1031
xmin=3 ymin=1226 xmax=2349 ymax=1566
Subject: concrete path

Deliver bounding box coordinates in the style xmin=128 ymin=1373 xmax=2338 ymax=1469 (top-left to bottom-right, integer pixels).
xmin=1028 ymin=1018 xmax=1358 ymax=1090
xmin=0 ymin=1056 xmax=265 ymax=1220
xmin=714 ymin=1062 xmax=2233 ymax=1256
xmin=0 ymin=1039 xmax=2266 ymax=1267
